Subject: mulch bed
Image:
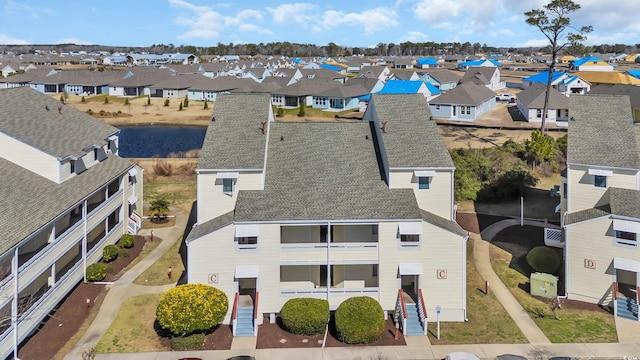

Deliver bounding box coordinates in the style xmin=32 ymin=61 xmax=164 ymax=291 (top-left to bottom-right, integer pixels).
xmin=18 ymin=235 xmax=147 ymax=360
xmin=256 ymin=316 xmax=405 ymax=349
xmin=157 ymin=324 xmax=234 ymax=350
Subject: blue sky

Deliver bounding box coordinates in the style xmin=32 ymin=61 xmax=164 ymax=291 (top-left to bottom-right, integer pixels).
xmin=1 ymin=0 xmax=637 ymax=49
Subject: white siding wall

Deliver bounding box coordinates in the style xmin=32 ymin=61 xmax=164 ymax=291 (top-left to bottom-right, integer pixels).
xmin=567 ymin=166 xmax=638 ymax=212
xmin=0 ymin=132 xmax=59 ymax=182
xmin=197 ymin=171 xmax=263 ymax=223
xmin=389 ymin=170 xmax=453 ymax=219
xmin=566 ymin=217 xmax=640 ymax=304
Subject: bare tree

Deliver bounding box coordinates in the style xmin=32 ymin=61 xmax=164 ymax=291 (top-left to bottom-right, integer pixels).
xmin=525 ymin=0 xmax=592 ymax=133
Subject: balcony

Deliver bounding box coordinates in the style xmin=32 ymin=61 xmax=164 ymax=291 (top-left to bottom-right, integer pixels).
xmin=280 ymin=264 xmax=379 ymax=296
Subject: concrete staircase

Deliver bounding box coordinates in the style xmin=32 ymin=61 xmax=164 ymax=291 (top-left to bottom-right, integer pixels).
xmin=616 ymin=298 xmax=639 ymax=321
xmin=234 ymin=307 xmax=255 ymax=336
xmin=404 ymin=303 xmax=424 ymax=336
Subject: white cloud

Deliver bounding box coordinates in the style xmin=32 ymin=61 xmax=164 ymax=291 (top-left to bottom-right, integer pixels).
xmin=321 ymin=7 xmax=398 ymax=34
xmin=398 ymin=31 xmax=430 ymax=43
xmin=57 ymin=38 xmax=92 ymax=45
xmin=267 ymin=3 xmax=316 ymax=25
xmin=413 ymin=0 xmax=462 ymax=29
xmin=0 ymin=34 xmax=28 ymax=45
xmin=168 ymin=0 xmax=267 ymax=40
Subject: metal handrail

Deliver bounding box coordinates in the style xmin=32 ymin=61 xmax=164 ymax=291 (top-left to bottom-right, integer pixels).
xmin=253 ymin=292 xmax=259 ymax=336
xmin=232 ymin=292 xmax=239 ymax=320
xmin=418 ymin=289 xmax=428 ymax=319
xmin=398 ymin=289 xmax=407 ymax=319
xmin=418 ymin=289 xmax=428 ymax=335
xmin=613 ymin=282 xmax=618 ymax=301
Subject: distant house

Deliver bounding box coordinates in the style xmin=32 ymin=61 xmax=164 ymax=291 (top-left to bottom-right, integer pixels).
xmin=391 ymin=58 xmax=414 ymax=69
xmin=416 ymin=57 xmax=439 ymax=69
xmin=516 ymin=82 xmax=569 ymax=126
xmin=271 ymin=78 xmax=341 ymax=107
xmin=312 ymin=83 xmax=369 ymax=111
xmin=419 ymin=70 xmax=462 ymax=92
xmin=574 ymin=71 xmax=640 ymax=87
xmin=1 ymin=65 xmax=16 ymax=77
xmin=428 ymin=82 xmax=496 ymax=122
xmin=522 ymin=71 xmax=590 ymax=96
xmin=390 ymin=71 xmax=420 ymax=81
xmin=378 ymin=79 xmax=440 ymax=101
xmin=457 ymin=59 xmax=500 ymax=70
xmin=461 ymin=66 xmax=505 ymax=91
xmin=569 ymin=56 xmax=614 ymax=72
xmin=358 ymin=66 xmax=391 ymax=83
xmin=559 ymin=55 xmax=576 ymax=64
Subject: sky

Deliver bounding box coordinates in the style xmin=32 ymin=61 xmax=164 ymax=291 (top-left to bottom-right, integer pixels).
xmin=1 ymin=0 xmax=638 ymax=49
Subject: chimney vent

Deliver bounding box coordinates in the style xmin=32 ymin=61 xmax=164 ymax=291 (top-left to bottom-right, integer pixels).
xmin=381 ymin=121 xmax=388 ymax=133
xmin=365 ymin=135 xmax=369 ymax=140
xmin=280 ymin=135 xmax=284 ymax=141
xmin=260 ymin=121 xmax=267 ymax=135
xmin=45 ymin=105 xmax=50 ymax=111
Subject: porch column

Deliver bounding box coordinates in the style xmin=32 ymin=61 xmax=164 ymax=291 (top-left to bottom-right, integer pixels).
xmin=326 ymin=221 xmax=331 ymax=301
xmin=82 ymin=199 xmax=88 ymax=282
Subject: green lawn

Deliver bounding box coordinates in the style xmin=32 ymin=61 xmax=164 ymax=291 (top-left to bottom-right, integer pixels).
xmin=134 ymin=235 xmax=184 ymax=286
xmin=427 ymin=238 xmax=527 ymax=344
xmin=491 ymin=244 xmax=617 ymax=343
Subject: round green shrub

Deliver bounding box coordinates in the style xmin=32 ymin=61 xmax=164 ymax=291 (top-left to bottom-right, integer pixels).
xmin=170 ymin=333 xmax=204 ymax=350
xmin=119 ymin=234 xmax=135 ymax=248
xmin=86 ymin=263 xmax=109 ymax=282
xmin=102 ymin=244 xmax=118 ymax=262
xmin=526 ymin=246 xmax=562 ymax=274
xmin=156 ymin=284 xmax=228 ymax=335
xmin=281 ymin=298 xmax=329 ymax=335
xmin=164 ymin=98 xmax=170 ymax=107
xmin=335 ymin=296 xmax=385 ymax=344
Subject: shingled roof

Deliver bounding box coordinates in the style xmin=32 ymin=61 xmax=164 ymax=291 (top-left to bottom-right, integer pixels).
xmin=429 ymin=82 xmax=496 ymax=106
xmin=518 ymin=82 xmax=569 ymax=109
xmin=0 ymin=87 xmax=119 ymax=159
xmin=198 ymin=93 xmax=271 ymax=170
xmin=568 ymin=94 xmax=640 ymax=168
xmin=367 ymin=94 xmax=454 ymax=168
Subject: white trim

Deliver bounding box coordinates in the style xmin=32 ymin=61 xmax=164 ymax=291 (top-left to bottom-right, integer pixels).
xmin=399 ymin=263 xmax=423 ymax=275
xmin=588 ymin=168 xmax=613 ymax=177
xmin=614 ymin=258 xmax=640 ymax=273
xmin=414 ymin=170 xmax=436 ymax=177
xmin=128 ymin=167 xmax=138 ymax=177
xmin=235 ymin=265 xmax=259 ymax=278
xmin=613 ymin=219 xmax=640 ymax=233
xmin=216 ymin=172 xmax=239 ymax=179
xmin=235 ymin=224 xmax=260 ymax=238
xmin=127 ymin=195 xmax=137 ymax=205
xmin=398 ymin=222 xmax=422 ymax=235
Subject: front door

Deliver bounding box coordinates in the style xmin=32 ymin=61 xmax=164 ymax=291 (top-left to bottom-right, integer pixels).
xmin=238 ymin=278 xmax=256 ymax=305
xmin=452 ymin=105 xmax=457 ymax=117
xmin=401 ymin=275 xmax=419 ymax=303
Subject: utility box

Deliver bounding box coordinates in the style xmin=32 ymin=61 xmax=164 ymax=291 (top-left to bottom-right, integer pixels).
xmin=530 ymin=272 xmax=558 ymax=299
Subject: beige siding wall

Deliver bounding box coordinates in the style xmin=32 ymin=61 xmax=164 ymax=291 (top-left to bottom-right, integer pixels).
xmin=567 ymin=166 xmax=638 ymax=212
xmin=389 ymin=170 xmax=453 ymax=219
xmin=0 ymin=132 xmax=59 ymax=182
xmin=197 ymin=171 xmax=263 ymax=223
xmin=567 ymin=217 xmax=640 ymax=305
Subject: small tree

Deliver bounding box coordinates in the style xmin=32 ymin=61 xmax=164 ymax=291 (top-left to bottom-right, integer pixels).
xmin=525 ymin=129 xmax=556 ymax=166
xmin=179 ymin=101 xmax=183 ymax=111
xmin=147 ymin=96 xmax=151 ymax=105
xmin=277 ymin=107 xmax=284 ymax=117
xmin=81 ymin=96 xmax=86 ymax=103
xmin=149 ymin=195 xmax=170 ymax=220
xmin=298 ymin=103 xmax=305 ymax=117
xmin=183 ymin=96 xmax=189 ymax=107
xmin=104 ymin=96 xmax=109 ymax=104
xmin=59 ymin=95 xmax=65 ymax=104
xmin=525 ymin=0 xmax=592 ymax=133
xmin=124 ymin=98 xmax=129 ymax=105
xmin=203 ymin=100 xmax=208 ymax=109
xmin=156 ymin=284 xmax=228 ymax=335
xmin=164 ymin=98 xmax=170 ymax=107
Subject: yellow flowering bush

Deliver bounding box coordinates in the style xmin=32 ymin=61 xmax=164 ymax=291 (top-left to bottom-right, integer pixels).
xmin=156 ymin=284 xmax=228 ymax=335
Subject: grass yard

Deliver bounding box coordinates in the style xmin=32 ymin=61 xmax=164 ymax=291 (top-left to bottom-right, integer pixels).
xmin=490 ymin=244 xmax=617 ymax=343
xmin=427 ymin=238 xmax=527 ymax=344
xmin=95 ymin=294 xmax=169 ymax=353
xmin=274 ymin=106 xmax=356 ymax=120
xmin=134 ymin=235 xmax=184 ymax=286
xmin=136 ymin=160 xmax=197 ymax=215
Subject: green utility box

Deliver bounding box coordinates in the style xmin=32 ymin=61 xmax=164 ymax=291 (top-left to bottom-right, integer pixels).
xmin=530 ymin=272 xmax=558 ymax=299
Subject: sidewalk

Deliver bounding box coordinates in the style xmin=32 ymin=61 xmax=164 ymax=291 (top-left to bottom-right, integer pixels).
xmin=64 ymin=213 xmax=188 ymax=360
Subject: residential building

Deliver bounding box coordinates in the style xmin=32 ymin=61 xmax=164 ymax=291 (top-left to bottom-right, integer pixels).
xmin=516 ymin=83 xmax=570 ymax=126
xmin=428 ymin=82 xmax=496 ymax=122
xmin=186 ymin=93 xmax=468 ymax=338
xmin=552 ymin=94 xmax=640 ymax=321
xmin=569 ymin=56 xmax=614 ymax=72
xmin=0 ymin=87 xmax=143 ymax=358
xmin=522 ymin=71 xmax=590 ymax=96
xmin=461 ymin=66 xmax=505 ymax=91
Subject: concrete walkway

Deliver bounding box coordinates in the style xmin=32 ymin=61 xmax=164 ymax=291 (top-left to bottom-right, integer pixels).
xmin=65 ymin=214 xmax=188 ymax=360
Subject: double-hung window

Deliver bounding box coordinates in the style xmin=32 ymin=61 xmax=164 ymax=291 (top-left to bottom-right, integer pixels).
xmin=398 ymin=222 xmax=422 ymax=248
xmin=588 ymin=168 xmax=612 ymax=189
xmin=217 ymin=172 xmax=239 ymax=195
xmin=223 ymin=178 xmax=233 ymax=193
xmin=414 ymin=170 xmax=435 ymax=190
xmin=418 ymin=177 xmax=430 ymax=190
xmin=236 ymin=224 xmax=259 ymax=250
xmin=613 ymin=219 xmax=640 ymax=247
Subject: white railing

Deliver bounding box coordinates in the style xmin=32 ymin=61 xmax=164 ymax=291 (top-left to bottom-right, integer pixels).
xmin=280 ymin=287 xmax=379 ymax=296
xmin=329 ymin=242 xmax=378 ymax=249
xmin=280 ymin=242 xmax=379 ymax=250
xmin=127 ymin=212 xmax=141 ymax=234
xmin=280 ymin=243 xmax=328 ymax=250
xmin=544 ymin=228 xmax=564 ymax=248
xmin=417 ymin=289 xmax=428 ymax=335
xmin=395 ymin=290 xmax=407 ymax=336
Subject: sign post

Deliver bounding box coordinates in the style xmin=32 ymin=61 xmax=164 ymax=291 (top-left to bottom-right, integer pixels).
xmin=436 ymin=305 xmax=441 ymax=340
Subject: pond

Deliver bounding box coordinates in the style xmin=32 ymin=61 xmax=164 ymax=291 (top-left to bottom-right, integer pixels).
xmin=118 ymin=126 xmax=207 ymax=158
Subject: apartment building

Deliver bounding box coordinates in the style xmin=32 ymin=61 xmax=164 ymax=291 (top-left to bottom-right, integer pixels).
xmin=550 ymin=94 xmax=640 ymax=321
xmin=186 ymin=93 xmax=468 ymax=337
xmin=0 ymin=87 xmax=143 ymax=358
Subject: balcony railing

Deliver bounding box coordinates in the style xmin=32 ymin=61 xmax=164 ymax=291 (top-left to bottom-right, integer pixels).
xmin=280 ymin=286 xmax=379 ymax=296
xmin=280 ymin=242 xmax=378 ymax=250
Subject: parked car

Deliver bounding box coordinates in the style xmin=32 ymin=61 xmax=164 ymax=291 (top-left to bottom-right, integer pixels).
xmin=446 ymin=352 xmax=481 ymax=360
xmin=496 ymin=93 xmax=516 ymax=102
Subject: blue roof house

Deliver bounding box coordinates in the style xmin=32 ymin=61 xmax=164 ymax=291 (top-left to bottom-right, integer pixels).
xmin=457 ymin=59 xmax=501 ymax=69
xmin=378 ymin=79 xmax=441 ymax=101
xmin=523 ymin=71 xmax=590 ymax=96
xmin=416 ymin=57 xmax=439 ymax=69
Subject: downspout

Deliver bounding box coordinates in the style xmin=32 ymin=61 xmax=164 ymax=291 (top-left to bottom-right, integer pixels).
xmin=463 ymin=233 xmax=468 ymax=321
xmin=12 ymin=247 xmax=18 ymax=360
xmin=82 ymin=199 xmax=88 ymax=282
xmin=327 ymin=221 xmax=331 ymax=303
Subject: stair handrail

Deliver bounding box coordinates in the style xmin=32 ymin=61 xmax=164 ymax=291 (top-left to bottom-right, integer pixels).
xmin=418 ymin=289 xmax=428 ymax=335
xmin=232 ymin=292 xmax=239 ymax=336
xmin=613 ymin=282 xmax=618 ymax=300
xmin=253 ymin=291 xmax=259 ymax=336
xmin=395 ymin=289 xmax=408 ymax=335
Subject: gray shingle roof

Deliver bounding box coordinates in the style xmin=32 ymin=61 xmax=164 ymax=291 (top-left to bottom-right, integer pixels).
xmin=461 ymin=67 xmax=498 ymax=85
xmin=185 ymin=211 xmax=234 ymax=243
xmin=0 ymin=154 xmax=134 ymax=254
xmin=609 ymin=187 xmax=640 ymax=219
xmin=422 ymin=69 xmax=462 ymax=84
xmin=420 ymin=210 xmax=467 ymax=237
xmin=564 ymin=206 xmax=611 ymax=226
xmin=198 ymin=93 xmax=271 ymax=170
xmin=0 ymin=87 xmax=119 ymax=159
xmin=368 ymin=94 xmax=454 ymax=168
xmin=429 ymin=82 xmax=496 ymax=106
xmin=589 ymin=84 xmax=640 ymax=110
xmin=518 ymin=82 xmax=569 ymax=109
xmin=568 ymin=94 xmax=640 ymax=168
xmin=234 ymin=122 xmax=422 ymax=221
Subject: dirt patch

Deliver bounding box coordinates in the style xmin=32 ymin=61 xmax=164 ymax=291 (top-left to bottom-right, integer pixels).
xmin=18 ymin=235 xmax=147 ymax=360
xmin=256 ymin=316 xmax=404 ymax=349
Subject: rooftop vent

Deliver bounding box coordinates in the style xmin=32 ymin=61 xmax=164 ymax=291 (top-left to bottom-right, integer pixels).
xmin=58 ymin=106 xmax=62 ymax=114
xmin=280 ymin=135 xmax=284 ymax=141
xmin=45 ymin=105 xmax=50 ymax=111
xmin=260 ymin=121 xmax=267 ymax=135
xmin=381 ymin=121 xmax=388 ymax=133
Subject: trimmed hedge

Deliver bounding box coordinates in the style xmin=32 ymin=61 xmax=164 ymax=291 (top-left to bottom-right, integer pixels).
xmin=119 ymin=234 xmax=135 ymax=248
xmin=170 ymin=333 xmax=204 ymax=351
xmin=335 ymin=296 xmax=385 ymax=344
xmin=156 ymin=284 xmax=228 ymax=335
xmin=103 ymin=244 xmax=118 ymax=262
xmin=281 ymin=298 xmax=329 ymax=335
xmin=86 ymin=263 xmax=110 ymax=282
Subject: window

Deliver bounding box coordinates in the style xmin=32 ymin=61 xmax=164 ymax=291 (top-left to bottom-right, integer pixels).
xmin=238 ymin=236 xmax=258 ymax=245
xmin=594 ymin=175 xmax=607 ymax=188
xmin=372 ymin=265 xmax=378 ymax=277
xmin=314 ymin=97 xmax=326 ymax=106
xmin=222 ymin=178 xmax=233 ymax=193
xmin=418 ymin=176 xmax=430 ymax=190
xmin=563 ymin=183 xmax=567 ymax=199
xmin=615 ymin=231 xmax=637 ymax=247
xmin=536 ymin=109 xmax=542 ymax=118
xmin=398 ymin=222 xmax=421 ymax=247
xmin=462 ymin=106 xmax=471 ymax=115
xmin=70 ymin=160 xmax=75 ymax=174
xmin=400 ymin=234 xmax=420 ymax=242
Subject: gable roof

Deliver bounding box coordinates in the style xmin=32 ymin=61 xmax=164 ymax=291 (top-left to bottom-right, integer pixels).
xmin=461 ymin=66 xmax=498 ymax=85
xmin=568 ymin=94 xmax=640 ymax=169
xmin=198 ymin=93 xmax=271 ymax=170
xmin=588 ymin=84 xmax=640 ymax=110
xmin=367 ymin=94 xmax=454 ymax=168
xmin=574 ymin=71 xmax=640 ymax=86
xmin=517 ymin=82 xmax=569 ymax=109
xmin=378 ymin=79 xmax=424 ymax=94
xmin=421 ymin=69 xmax=462 ymax=84
xmin=572 ymin=56 xmax=607 ymax=67
xmin=609 ymin=188 xmax=640 ymax=219
xmin=0 ymin=87 xmax=118 ymax=159
xmin=523 ymin=71 xmax=566 ymax=84
xmin=429 ymin=82 xmax=496 ymax=106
